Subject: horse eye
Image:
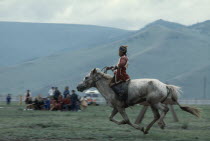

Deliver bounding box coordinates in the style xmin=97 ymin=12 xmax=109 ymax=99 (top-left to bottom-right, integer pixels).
xmin=85 ymin=77 xmax=88 ymax=80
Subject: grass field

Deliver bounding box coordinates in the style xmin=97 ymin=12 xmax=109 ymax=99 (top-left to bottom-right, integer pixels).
xmin=0 ymin=103 xmax=209 ymax=141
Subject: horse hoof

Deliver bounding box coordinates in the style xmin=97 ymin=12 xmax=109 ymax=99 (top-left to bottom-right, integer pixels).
xmin=159 ymin=124 xmax=165 ymax=129
xmin=144 ymin=131 xmax=148 ymax=134
xmin=141 ymin=127 xmax=144 ymax=132
xmin=158 ymin=122 xmax=165 ymax=129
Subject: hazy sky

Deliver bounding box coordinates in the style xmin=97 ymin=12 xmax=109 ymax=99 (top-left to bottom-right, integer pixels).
xmin=0 ymin=0 xmax=210 ymax=30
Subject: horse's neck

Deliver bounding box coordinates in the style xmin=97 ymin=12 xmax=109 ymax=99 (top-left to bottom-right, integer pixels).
xmin=95 ymin=78 xmax=114 ymax=102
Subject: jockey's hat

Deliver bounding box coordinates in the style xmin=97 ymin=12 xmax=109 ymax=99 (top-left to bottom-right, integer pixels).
xmin=119 ymin=45 xmax=128 ymax=53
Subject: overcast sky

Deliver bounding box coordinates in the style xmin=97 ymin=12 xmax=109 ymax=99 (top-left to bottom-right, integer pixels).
xmin=0 ymin=0 xmax=210 ymax=30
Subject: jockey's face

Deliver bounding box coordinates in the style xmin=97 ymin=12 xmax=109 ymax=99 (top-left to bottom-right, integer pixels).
xmin=119 ymin=50 xmax=124 ymax=57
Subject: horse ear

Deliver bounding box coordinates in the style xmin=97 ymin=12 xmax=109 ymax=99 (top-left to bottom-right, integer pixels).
xmin=92 ymin=68 xmax=97 ymax=74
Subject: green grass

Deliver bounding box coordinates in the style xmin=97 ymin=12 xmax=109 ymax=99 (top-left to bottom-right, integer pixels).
xmin=0 ymin=103 xmax=210 ymax=141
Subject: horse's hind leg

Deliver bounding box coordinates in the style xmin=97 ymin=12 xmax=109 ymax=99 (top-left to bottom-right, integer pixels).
xmin=118 ymin=108 xmax=144 ymax=132
xmin=157 ymin=104 xmax=169 ymax=129
xmin=144 ymin=104 xmax=160 ymax=134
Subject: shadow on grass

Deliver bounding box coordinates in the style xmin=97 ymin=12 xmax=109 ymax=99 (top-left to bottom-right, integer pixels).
xmin=19 ymin=122 xmax=66 ymax=129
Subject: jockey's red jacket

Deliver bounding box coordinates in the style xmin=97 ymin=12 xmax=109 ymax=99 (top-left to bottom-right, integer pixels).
xmin=114 ymin=55 xmax=130 ymax=82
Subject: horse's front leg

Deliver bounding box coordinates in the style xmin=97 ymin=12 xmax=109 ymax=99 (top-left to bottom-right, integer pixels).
xmin=118 ymin=108 xmax=144 ymax=132
xmin=109 ymin=108 xmax=127 ymax=125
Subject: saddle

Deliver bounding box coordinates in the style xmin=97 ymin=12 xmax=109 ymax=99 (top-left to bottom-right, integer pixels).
xmin=111 ymin=80 xmax=130 ymax=101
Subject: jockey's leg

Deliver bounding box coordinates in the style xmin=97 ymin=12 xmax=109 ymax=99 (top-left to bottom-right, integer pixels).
xmin=109 ymin=76 xmax=116 ymax=87
xmin=110 ymin=81 xmax=124 ymax=95
xmin=109 ymin=75 xmax=123 ymax=87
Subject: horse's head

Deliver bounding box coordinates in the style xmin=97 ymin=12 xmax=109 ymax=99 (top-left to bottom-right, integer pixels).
xmin=77 ymin=68 xmax=101 ymax=92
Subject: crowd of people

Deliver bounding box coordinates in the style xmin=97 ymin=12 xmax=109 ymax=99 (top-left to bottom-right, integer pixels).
xmin=24 ymin=87 xmax=88 ymax=111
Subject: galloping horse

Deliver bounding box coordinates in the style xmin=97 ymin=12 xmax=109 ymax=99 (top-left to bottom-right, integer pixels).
xmin=77 ymin=68 xmax=200 ymax=134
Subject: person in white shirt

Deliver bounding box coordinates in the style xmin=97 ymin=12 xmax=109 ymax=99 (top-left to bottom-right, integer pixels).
xmin=48 ymin=87 xmax=55 ymax=97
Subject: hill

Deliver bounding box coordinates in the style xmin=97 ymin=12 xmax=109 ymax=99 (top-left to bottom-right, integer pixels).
xmin=168 ymin=65 xmax=210 ymax=99
xmin=0 ymin=20 xmax=209 ymax=99
xmin=0 ymin=21 xmax=133 ymax=67
xmin=189 ymin=20 xmax=210 ymax=36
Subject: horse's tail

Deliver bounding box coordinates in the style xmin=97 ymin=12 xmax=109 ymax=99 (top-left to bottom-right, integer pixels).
xmin=167 ymin=85 xmax=201 ymax=118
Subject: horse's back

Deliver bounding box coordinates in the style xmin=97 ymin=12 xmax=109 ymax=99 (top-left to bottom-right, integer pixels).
xmin=128 ymin=78 xmax=167 ymax=96
xmin=130 ymin=78 xmax=165 ymax=86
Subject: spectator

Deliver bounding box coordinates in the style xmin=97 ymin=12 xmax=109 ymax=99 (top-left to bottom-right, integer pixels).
xmin=33 ymin=95 xmax=44 ymax=110
xmin=62 ymin=94 xmax=71 ymax=111
xmin=44 ymin=97 xmax=51 ymax=110
xmin=70 ymin=90 xmax=79 ymax=111
xmin=77 ymin=95 xmax=81 ymax=111
xmin=48 ymin=87 xmax=55 ymax=97
xmin=25 ymin=90 xmax=32 ymax=104
xmin=50 ymin=95 xmax=62 ymax=111
xmin=25 ymin=97 xmax=34 ymax=110
xmin=63 ymin=86 xmax=70 ymax=98
xmin=58 ymin=95 xmax=63 ymax=110
xmin=38 ymin=95 xmax=44 ymax=109
xmin=6 ymin=94 xmax=12 ymax=105
xmin=50 ymin=97 xmax=57 ymax=111
xmin=27 ymin=97 xmax=33 ymax=104
xmin=33 ymin=97 xmax=39 ymax=110
xmin=80 ymin=96 xmax=88 ymax=110
xmin=53 ymin=87 xmax=61 ymax=101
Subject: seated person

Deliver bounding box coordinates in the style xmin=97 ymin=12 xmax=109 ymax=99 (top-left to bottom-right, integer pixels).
xmin=62 ymin=94 xmax=71 ymax=111
xmin=50 ymin=95 xmax=63 ymax=111
xmin=33 ymin=97 xmax=40 ymax=110
xmin=107 ymin=45 xmax=130 ymax=100
xmin=25 ymin=97 xmax=34 ymax=110
xmin=44 ymin=97 xmax=51 ymax=110
xmin=80 ymin=96 xmax=88 ymax=110
xmin=108 ymin=45 xmax=130 ymax=86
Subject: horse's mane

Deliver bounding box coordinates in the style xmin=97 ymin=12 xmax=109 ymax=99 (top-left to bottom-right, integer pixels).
xmin=98 ymin=71 xmax=113 ymax=80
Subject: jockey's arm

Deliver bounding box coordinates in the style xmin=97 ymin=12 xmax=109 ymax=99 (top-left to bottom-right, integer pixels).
xmin=107 ymin=57 xmax=127 ymax=71
xmin=106 ymin=66 xmax=117 ymax=71
xmin=106 ymin=66 xmax=115 ymax=70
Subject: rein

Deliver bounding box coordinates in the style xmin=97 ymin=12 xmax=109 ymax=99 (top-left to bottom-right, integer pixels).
xmin=90 ymin=67 xmax=111 ymax=86
xmin=101 ymin=66 xmax=108 ymax=74
xmin=92 ymin=67 xmax=107 ymax=84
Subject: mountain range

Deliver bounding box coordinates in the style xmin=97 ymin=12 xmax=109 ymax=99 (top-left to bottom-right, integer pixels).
xmin=0 ymin=19 xmax=209 ymax=99
xmin=0 ymin=21 xmax=133 ymax=67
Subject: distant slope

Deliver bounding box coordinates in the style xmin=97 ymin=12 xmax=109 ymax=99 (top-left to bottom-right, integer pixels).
xmin=0 ymin=20 xmax=210 ymax=99
xmin=144 ymin=19 xmax=186 ymax=29
xmin=189 ymin=20 xmax=210 ymax=36
xmin=168 ymin=65 xmax=210 ymax=99
xmin=0 ymin=22 xmax=133 ymax=67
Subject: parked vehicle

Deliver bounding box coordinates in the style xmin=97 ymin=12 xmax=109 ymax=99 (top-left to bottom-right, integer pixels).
xmin=84 ymin=90 xmax=106 ymax=105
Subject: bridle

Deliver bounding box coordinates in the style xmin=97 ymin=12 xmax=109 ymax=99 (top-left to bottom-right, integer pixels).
xmin=89 ymin=67 xmax=108 ymax=85
xmin=101 ymin=66 xmax=108 ymax=74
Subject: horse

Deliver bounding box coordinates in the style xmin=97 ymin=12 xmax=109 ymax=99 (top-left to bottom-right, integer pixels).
xmin=77 ymin=68 xmax=200 ymax=134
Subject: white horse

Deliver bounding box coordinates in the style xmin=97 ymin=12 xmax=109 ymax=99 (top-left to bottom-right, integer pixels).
xmin=77 ymin=68 xmax=200 ymax=134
